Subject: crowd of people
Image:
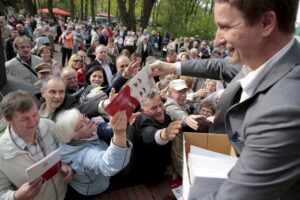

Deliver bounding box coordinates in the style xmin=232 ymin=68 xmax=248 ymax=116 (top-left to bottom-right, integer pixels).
xmin=1 ymin=0 xmax=300 ymax=199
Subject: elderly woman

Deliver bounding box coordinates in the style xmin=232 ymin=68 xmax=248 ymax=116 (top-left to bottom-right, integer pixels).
xmin=37 ymin=45 xmax=61 ymax=76
xmin=55 ymin=109 xmax=132 ymax=199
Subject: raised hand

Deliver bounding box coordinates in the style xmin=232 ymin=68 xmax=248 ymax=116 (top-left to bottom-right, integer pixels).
xmin=161 ymin=120 xmax=182 ymax=141
xmin=109 ymin=111 xmax=127 ymax=148
xmin=123 ymin=60 xmax=141 ymax=78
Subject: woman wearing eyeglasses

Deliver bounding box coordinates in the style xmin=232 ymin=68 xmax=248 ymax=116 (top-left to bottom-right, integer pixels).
xmin=55 ymin=109 xmax=132 ymax=199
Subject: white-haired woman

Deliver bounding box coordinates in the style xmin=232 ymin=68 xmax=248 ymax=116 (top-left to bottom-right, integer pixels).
xmin=55 ymin=109 xmax=132 ymax=199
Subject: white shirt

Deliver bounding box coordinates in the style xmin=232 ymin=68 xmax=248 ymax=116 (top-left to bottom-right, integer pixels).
xmin=175 ymin=39 xmax=294 ymax=103
xmin=97 ymin=59 xmax=113 ymax=86
xmin=238 ymin=39 xmax=294 ymax=102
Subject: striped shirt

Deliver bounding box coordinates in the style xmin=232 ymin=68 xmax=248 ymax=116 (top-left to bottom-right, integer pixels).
xmin=10 ymin=128 xmax=45 ymax=161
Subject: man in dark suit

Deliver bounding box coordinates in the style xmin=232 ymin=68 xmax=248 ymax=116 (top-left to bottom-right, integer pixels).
xmin=131 ymin=89 xmax=181 ymax=184
xmin=86 ymin=45 xmax=116 ymax=88
xmin=150 ymin=0 xmax=300 ymax=199
xmin=135 ymin=36 xmax=153 ymax=66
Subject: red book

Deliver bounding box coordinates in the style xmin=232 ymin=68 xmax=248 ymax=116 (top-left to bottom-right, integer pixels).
xmin=105 ymin=85 xmax=140 ymax=120
xmin=105 ymin=65 xmax=156 ymax=120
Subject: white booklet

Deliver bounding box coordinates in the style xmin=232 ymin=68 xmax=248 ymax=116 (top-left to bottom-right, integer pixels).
xmin=26 ymin=148 xmax=61 ymax=183
xmin=188 ymin=145 xmax=237 ymax=187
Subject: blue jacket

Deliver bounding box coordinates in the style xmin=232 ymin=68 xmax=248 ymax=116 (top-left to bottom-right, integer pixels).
xmin=60 ymin=138 xmax=132 ymax=195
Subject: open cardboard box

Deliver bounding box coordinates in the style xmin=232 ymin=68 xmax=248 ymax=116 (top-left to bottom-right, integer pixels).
xmin=183 ymin=132 xmax=236 ymax=200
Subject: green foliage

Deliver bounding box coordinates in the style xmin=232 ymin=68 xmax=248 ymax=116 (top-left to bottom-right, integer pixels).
xmin=154 ymin=0 xmax=216 ymax=40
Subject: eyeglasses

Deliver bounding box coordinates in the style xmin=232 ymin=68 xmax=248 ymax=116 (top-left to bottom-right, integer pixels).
xmin=74 ymin=60 xmax=83 ymax=63
xmin=74 ymin=114 xmax=87 ymax=132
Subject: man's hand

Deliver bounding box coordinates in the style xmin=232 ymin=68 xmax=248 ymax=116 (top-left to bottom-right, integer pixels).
xmin=103 ymin=88 xmax=117 ymax=108
xmin=185 ymin=115 xmax=204 ymax=130
xmin=149 ymin=60 xmax=177 ymax=77
xmin=61 ymin=163 xmax=73 ymax=183
xmin=129 ymin=112 xmax=141 ymax=125
xmin=14 ymin=177 xmax=43 ymax=200
xmin=194 ymin=89 xmax=209 ymax=98
xmin=123 ymin=60 xmax=141 ymax=78
xmin=161 ymin=120 xmax=182 ymax=141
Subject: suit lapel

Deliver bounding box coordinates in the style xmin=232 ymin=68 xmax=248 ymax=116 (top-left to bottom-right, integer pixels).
xmin=224 ymin=39 xmax=300 ymax=154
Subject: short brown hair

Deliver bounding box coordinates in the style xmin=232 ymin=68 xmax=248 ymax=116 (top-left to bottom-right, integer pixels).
xmin=0 ymin=90 xmax=37 ymax=120
xmin=215 ymin=0 xmax=298 ymax=34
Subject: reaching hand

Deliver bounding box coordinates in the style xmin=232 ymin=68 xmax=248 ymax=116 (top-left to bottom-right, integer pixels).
xmin=109 ymin=111 xmax=127 ymax=134
xmin=103 ymin=88 xmax=118 ymax=108
xmin=110 ymin=111 xmax=127 ymax=148
xmin=194 ymin=89 xmax=209 ymax=98
xmin=129 ymin=112 xmax=141 ymax=125
xmin=123 ymin=60 xmax=141 ymax=78
xmin=14 ymin=177 xmax=43 ymax=200
xmin=185 ymin=115 xmax=204 ymax=130
xmin=149 ymin=60 xmax=177 ymax=77
xmin=161 ymin=120 xmax=182 ymax=141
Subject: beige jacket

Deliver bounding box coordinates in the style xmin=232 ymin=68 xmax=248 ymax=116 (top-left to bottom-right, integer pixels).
xmin=0 ymin=118 xmax=67 ymax=200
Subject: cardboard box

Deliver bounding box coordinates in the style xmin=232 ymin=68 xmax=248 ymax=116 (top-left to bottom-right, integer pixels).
xmin=183 ymin=132 xmax=235 ymax=200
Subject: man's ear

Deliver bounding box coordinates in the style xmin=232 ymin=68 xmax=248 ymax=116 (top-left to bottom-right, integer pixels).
xmin=260 ymin=11 xmax=277 ymax=37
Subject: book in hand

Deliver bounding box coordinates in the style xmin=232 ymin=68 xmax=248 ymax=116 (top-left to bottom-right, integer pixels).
xmin=26 ymin=148 xmax=61 ymax=183
xmin=105 ymin=65 xmax=156 ymax=120
xmin=188 ymin=145 xmax=237 ymax=188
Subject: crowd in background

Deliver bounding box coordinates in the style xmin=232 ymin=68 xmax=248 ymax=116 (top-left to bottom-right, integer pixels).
xmin=0 ymin=9 xmax=229 ymax=200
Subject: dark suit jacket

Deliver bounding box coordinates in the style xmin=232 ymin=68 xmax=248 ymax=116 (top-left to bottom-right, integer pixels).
xmin=131 ymin=113 xmax=172 ymax=183
xmin=181 ymin=39 xmax=300 ymax=200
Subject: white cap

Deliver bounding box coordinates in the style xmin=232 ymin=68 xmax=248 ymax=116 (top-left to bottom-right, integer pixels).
xmin=169 ymin=79 xmax=188 ymax=91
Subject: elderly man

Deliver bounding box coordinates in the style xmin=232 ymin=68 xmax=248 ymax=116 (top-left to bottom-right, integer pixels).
xmin=0 ymin=91 xmax=72 ymax=200
xmin=5 ymin=36 xmax=43 ymax=84
xmin=165 ymin=79 xmax=203 ymax=131
xmin=150 ymin=0 xmax=300 ymax=199
xmin=131 ymin=89 xmax=181 ymax=183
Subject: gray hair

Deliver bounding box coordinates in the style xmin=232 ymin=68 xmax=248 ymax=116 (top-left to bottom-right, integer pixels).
xmin=141 ymin=88 xmax=161 ymax=108
xmin=55 ymin=108 xmax=82 ymax=143
xmin=40 ymin=76 xmax=65 ymax=93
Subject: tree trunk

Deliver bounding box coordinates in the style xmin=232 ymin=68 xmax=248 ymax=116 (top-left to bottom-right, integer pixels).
xmin=84 ymin=0 xmax=88 ymax=21
xmin=90 ymin=0 xmax=95 ymax=24
xmin=117 ymin=0 xmax=136 ymax=30
xmin=23 ymin=0 xmax=35 ymax=17
xmin=140 ymin=0 xmax=156 ymax=29
xmin=80 ymin=0 xmax=84 ymax=21
xmin=47 ymin=0 xmax=54 ymax=20
xmin=70 ymin=0 xmax=75 ymax=20
xmin=108 ymin=0 xmax=111 ymax=23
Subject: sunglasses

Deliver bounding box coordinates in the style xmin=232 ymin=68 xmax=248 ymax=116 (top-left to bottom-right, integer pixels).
xmin=74 ymin=60 xmax=83 ymax=63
